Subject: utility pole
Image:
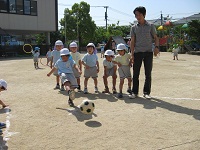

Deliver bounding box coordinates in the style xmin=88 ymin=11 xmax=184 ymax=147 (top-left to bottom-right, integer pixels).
xmin=104 ymin=6 xmax=108 ymax=30
xmin=91 ymin=6 xmax=109 ymax=30
xmin=161 ymin=11 xmax=163 ymax=25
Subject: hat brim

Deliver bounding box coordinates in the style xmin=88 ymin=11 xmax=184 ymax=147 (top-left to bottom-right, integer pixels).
xmin=116 ymin=49 xmax=124 ymax=51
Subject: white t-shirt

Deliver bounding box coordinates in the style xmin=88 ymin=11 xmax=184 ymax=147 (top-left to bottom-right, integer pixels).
xmin=51 ymin=50 xmax=60 ymax=64
xmin=32 ymin=51 xmax=40 ymax=58
xmin=46 ymin=51 xmax=52 ymax=58
xmin=103 ymin=59 xmax=115 ymax=69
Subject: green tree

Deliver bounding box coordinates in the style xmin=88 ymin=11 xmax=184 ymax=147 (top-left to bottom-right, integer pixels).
xmin=187 ymin=20 xmax=200 ymax=44
xmin=60 ymin=1 xmax=96 ymax=47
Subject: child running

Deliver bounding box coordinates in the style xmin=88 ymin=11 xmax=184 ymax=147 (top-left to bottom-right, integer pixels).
xmin=50 ymin=40 xmax=64 ymax=90
xmin=102 ymin=50 xmax=117 ymax=94
xmin=69 ymin=42 xmax=82 ymax=92
xmin=47 ymin=48 xmax=81 ymax=107
xmin=32 ymin=47 xmax=40 ymax=69
xmin=82 ymin=43 xmax=99 ymax=94
xmin=46 ymin=47 xmax=52 ymax=66
xmin=113 ymin=43 xmax=133 ymax=98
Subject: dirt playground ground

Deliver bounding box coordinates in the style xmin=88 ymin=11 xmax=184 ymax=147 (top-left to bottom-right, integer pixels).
xmin=0 ymin=52 xmax=200 ymax=150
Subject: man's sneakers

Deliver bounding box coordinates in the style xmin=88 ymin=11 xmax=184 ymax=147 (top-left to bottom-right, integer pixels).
xmin=143 ymin=94 xmax=152 ymax=99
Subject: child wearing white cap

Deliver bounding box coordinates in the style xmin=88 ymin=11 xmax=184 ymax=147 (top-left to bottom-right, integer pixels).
xmin=0 ymin=79 xmax=8 ymax=135
xmin=102 ymin=50 xmax=117 ymax=94
xmin=32 ymin=47 xmax=40 ymax=69
xmin=50 ymin=40 xmax=65 ymax=90
xmin=113 ymin=43 xmax=133 ymax=98
xmin=47 ymin=48 xmax=81 ymax=107
xmin=69 ymin=42 xmax=82 ymax=92
xmin=82 ymin=43 xmax=99 ymax=94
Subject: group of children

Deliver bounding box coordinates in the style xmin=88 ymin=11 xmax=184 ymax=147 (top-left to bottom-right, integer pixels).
xmin=47 ymin=40 xmax=134 ymax=107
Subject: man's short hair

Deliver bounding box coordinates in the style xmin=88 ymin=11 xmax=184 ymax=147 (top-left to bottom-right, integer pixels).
xmin=133 ymin=6 xmax=146 ymax=18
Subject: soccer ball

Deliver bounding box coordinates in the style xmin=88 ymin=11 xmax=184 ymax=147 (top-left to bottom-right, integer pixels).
xmin=79 ymin=100 xmax=95 ymax=114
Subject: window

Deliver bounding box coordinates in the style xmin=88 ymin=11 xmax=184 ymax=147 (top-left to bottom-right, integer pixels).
xmin=31 ymin=1 xmax=37 ymax=16
xmin=16 ymin=0 xmax=23 ymax=14
xmin=9 ymin=0 xmax=16 ymax=13
xmin=0 ymin=0 xmax=8 ymax=12
xmin=24 ymin=0 xmax=30 ymax=15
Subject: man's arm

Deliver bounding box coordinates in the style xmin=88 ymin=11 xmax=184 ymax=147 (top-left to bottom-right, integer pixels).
xmin=130 ymin=36 xmax=135 ymax=64
xmin=154 ymin=34 xmax=160 ymax=56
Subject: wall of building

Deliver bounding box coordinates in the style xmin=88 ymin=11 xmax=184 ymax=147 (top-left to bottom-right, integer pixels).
xmin=0 ymin=0 xmax=57 ymax=33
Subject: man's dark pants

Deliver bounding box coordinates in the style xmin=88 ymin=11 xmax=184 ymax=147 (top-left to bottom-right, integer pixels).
xmin=132 ymin=52 xmax=153 ymax=95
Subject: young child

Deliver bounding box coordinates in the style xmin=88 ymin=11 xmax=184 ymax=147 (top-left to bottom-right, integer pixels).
xmin=46 ymin=47 xmax=52 ymax=66
xmin=0 ymin=79 xmax=7 ymax=135
xmin=82 ymin=43 xmax=99 ymax=94
xmin=172 ymin=44 xmax=179 ymax=60
xmin=47 ymin=48 xmax=81 ymax=107
xmin=101 ymin=44 xmax=105 ymax=58
xmin=32 ymin=47 xmax=40 ymax=69
xmin=50 ymin=40 xmax=64 ymax=90
xmin=113 ymin=43 xmax=133 ymax=98
xmin=69 ymin=42 xmax=82 ymax=92
xmin=102 ymin=50 xmax=117 ymax=94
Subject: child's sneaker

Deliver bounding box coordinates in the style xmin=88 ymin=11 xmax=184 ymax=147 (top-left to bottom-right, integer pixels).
xmin=68 ymin=99 xmax=74 ymax=107
xmin=54 ymin=84 xmax=60 ymax=90
xmin=68 ymin=90 xmax=75 ymax=100
xmin=94 ymin=87 xmax=98 ymax=93
xmin=60 ymin=85 xmax=65 ymax=91
xmin=77 ymin=85 xmax=81 ymax=92
xmin=84 ymin=88 xmax=88 ymax=94
xmin=112 ymin=88 xmax=117 ymax=94
xmin=0 ymin=122 xmax=6 ymax=129
xmin=102 ymin=87 xmax=109 ymax=93
xmin=127 ymin=88 xmax=132 ymax=94
xmin=118 ymin=93 xmax=123 ymax=98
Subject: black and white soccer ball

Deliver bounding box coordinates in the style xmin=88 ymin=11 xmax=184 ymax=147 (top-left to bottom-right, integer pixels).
xmin=79 ymin=100 xmax=95 ymax=114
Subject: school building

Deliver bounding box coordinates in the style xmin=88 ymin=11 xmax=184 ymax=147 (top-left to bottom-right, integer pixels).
xmin=0 ymin=0 xmax=58 ymax=57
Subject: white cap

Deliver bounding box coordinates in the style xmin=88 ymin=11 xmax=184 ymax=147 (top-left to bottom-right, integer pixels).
xmin=116 ymin=43 xmax=126 ymax=51
xmin=60 ymin=48 xmax=70 ymax=56
xmin=87 ymin=43 xmax=95 ymax=48
xmin=69 ymin=42 xmax=78 ymax=47
xmin=0 ymin=79 xmax=7 ymax=90
xmin=104 ymin=50 xmax=114 ymax=56
xmin=55 ymin=40 xmax=63 ymax=46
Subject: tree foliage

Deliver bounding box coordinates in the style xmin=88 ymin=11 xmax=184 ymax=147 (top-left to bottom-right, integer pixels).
xmin=60 ymin=1 xmax=96 ymax=46
xmin=187 ymin=20 xmax=200 ymax=43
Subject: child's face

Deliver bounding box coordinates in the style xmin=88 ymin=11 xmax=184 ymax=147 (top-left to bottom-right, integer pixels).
xmin=105 ymin=55 xmax=114 ymax=61
xmin=61 ymin=55 xmax=70 ymax=62
xmin=55 ymin=45 xmax=63 ymax=51
xmin=70 ymin=47 xmax=77 ymax=53
xmin=87 ymin=46 xmax=94 ymax=54
xmin=118 ymin=50 xmax=125 ymax=56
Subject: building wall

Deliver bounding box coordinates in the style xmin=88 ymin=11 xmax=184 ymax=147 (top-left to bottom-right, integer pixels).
xmin=0 ymin=0 xmax=57 ymax=33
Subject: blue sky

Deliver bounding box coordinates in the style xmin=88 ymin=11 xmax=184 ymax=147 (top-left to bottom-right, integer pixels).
xmin=58 ymin=0 xmax=200 ymax=27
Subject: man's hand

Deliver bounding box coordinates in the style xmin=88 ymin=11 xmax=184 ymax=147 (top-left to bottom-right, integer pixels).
xmin=154 ymin=48 xmax=160 ymax=56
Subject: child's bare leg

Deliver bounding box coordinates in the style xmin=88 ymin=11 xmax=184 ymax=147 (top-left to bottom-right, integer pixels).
xmin=119 ymin=78 xmax=124 ymax=93
xmin=112 ymin=75 xmax=117 ymax=89
xmin=0 ymin=100 xmax=8 ymax=108
xmin=84 ymin=78 xmax=89 ymax=88
xmin=93 ymin=78 xmax=98 ymax=87
xmin=64 ymin=81 xmax=71 ymax=93
xmin=77 ymin=78 xmax=80 ymax=86
xmin=56 ymin=76 xmax=59 ymax=84
xmin=127 ymin=78 xmax=132 ymax=89
xmin=103 ymin=76 xmax=108 ymax=87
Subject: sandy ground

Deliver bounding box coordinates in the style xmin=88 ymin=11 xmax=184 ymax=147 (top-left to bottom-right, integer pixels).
xmin=0 ymin=52 xmax=200 ymax=150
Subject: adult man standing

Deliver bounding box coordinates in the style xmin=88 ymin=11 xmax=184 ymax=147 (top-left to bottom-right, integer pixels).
xmin=130 ymin=6 xmax=159 ymax=99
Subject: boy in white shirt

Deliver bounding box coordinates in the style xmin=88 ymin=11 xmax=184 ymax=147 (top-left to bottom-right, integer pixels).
xmin=69 ymin=42 xmax=82 ymax=92
xmin=102 ymin=50 xmax=117 ymax=94
xmin=32 ymin=47 xmax=40 ymax=69
xmin=50 ymin=40 xmax=64 ymax=90
xmin=82 ymin=43 xmax=99 ymax=94
xmin=47 ymin=48 xmax=81 ymax=107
